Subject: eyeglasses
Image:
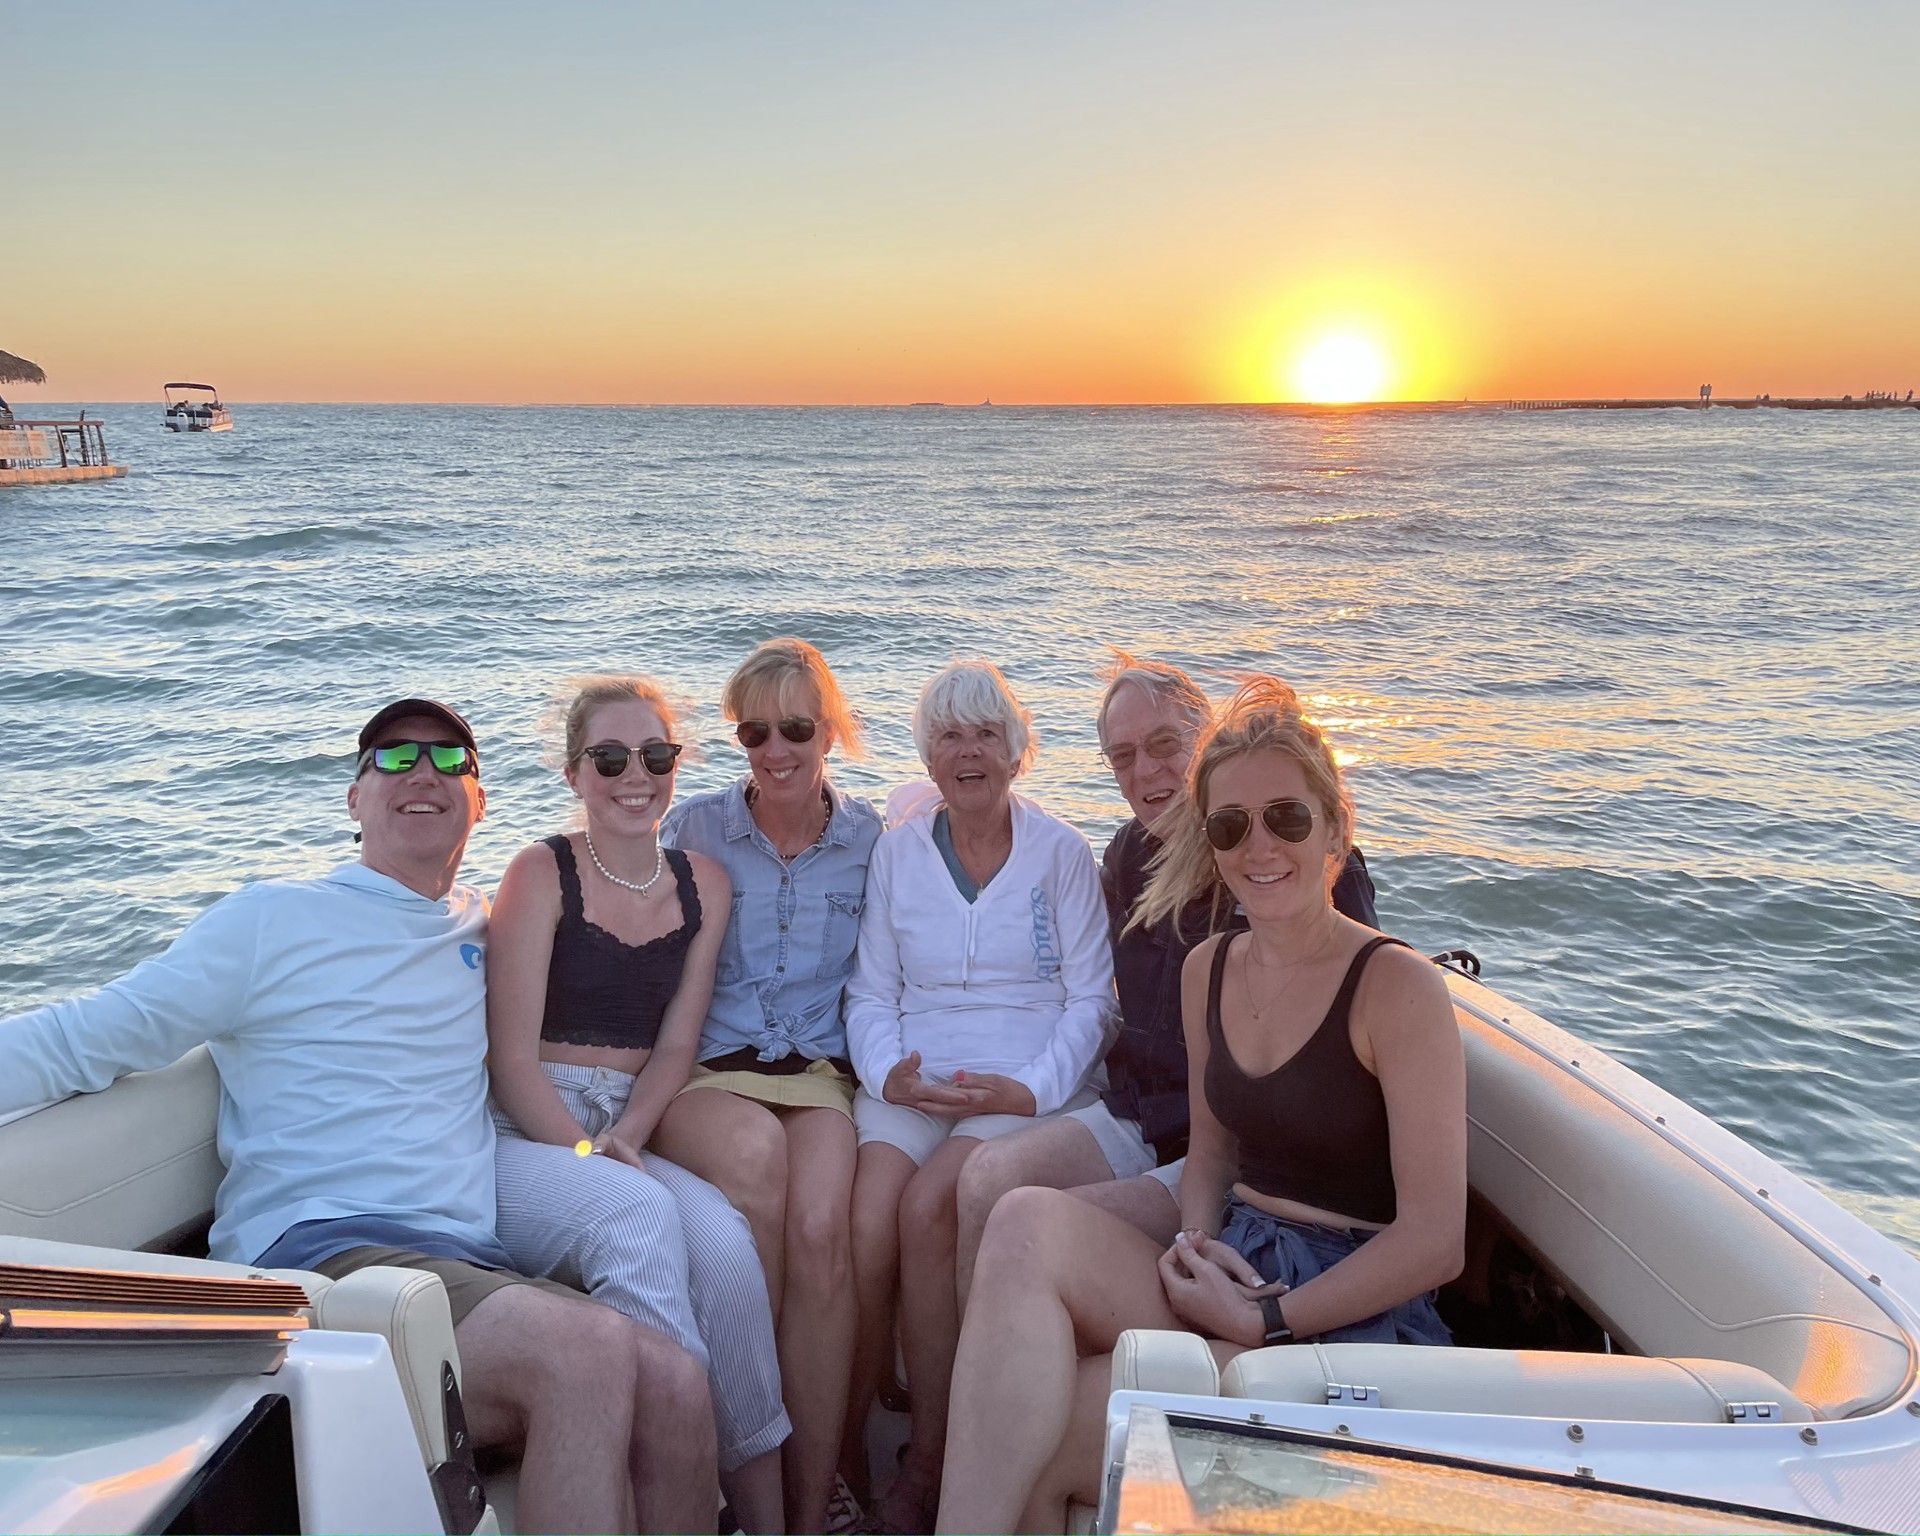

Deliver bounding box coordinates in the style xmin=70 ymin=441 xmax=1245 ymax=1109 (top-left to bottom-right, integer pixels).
xmin=358 ymin=740 xmax=480 ymax=778
xmin=1203 ymin=798 xmax=1316 ymax=851
xmin=1101 ymin=727 xmax=1191 ymax=775
xmin=734 ymin=717 xmax=817 ymax=749
xmin=574 ymin=742 xmax=684 ymax=778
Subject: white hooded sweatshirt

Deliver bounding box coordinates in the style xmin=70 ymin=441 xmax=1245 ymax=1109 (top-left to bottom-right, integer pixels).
xmin=846 ymin=791 xmax=1117 ymax=1116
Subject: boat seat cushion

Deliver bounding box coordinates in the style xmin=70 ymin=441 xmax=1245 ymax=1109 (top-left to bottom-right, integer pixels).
xmin=1458 ymin=1004 xmax=1912 ymax=1418
xmin=1115 ymin=1332 xmax=1816 ymax=1423
xmin=0 ymin=1047 xmax=223 ymax=1251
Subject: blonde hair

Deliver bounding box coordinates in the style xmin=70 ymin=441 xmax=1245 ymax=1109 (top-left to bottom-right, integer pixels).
xmin=1129 ymin=676 xmax=1353 ymax=934
xmin=1096 ymin=648 xmax=1212 ymax=746
xmin=722 ymin=637 xmax=866 ymax=759
xmin=912 ymin=660 xmax=1037 ymax=775
xmin=561 ymin=675 xmax=678 ymax=764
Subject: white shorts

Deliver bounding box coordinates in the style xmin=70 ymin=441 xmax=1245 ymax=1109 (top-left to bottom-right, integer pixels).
xmin=1060 ymin=1098 xmax=1159 ymax=1182
xmin=1145 ymin=1154 xmax=1184 ymax=1195
xmin=855 ymin=1085 xmax=1109 ymax=1168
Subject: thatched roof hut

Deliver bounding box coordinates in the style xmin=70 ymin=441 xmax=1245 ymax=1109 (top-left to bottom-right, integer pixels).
xmin=0 ymin=350 xmax=48 ymax=386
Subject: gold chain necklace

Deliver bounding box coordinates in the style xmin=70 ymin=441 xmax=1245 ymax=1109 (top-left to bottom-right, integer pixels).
xmin=1240 ymin=925 xmax=1340 ymax=1024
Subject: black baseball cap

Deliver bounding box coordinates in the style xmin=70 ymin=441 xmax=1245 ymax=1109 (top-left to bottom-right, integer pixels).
xmin=357 ymin=697 xmax=479 ymax=756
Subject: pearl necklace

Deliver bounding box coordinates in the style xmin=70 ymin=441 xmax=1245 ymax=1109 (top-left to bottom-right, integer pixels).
xmin=583 ymin=827 xmax=665 ymax=894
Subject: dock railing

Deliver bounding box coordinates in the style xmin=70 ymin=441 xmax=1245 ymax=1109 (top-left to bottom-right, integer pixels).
xmin=0 ymin=413 xmax=114 ymax=469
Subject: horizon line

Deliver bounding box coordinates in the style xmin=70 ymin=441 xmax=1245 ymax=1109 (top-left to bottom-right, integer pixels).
xmin=10 ymin=394 xmax=1906 ymax=409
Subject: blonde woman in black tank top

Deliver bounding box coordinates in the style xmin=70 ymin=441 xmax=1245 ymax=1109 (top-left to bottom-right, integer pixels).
xmin=938 ymin=678 xmax=1465 ymax=1536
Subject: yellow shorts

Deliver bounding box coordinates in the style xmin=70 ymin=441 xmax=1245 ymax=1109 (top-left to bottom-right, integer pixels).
xmin=677 ymin=1056 xmax=857 ymax=1120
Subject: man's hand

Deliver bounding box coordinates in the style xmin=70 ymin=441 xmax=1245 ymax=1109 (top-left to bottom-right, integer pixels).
xmin=951 ymin=1071 xmax=1038 ymax=1118
xmin=1156 ymin=1232 xmax=1272 ymax=1347
xmin=882 ymin=1051 xmax=974 ymax=1114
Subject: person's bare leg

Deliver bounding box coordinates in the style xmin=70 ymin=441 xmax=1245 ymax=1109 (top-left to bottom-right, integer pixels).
xmin=457 ymin=1283 xmax=716 ymax=1535
xmin=842 ymin=1140 xmax=916 ymax=1503
xmin=623 ymin=1313 xmax=722 ymax=1533
xmin=777 ymin=1105 xmax=859 ymax=1534
xmin=723 ymin=1447 xmax=785 ymax=1535
xmin=1069 ymin=1171 xmax=1182 ymax=1250
xmin=1016 ymin=1355 xmax=1112 ymax=1535
xmin=935 ymin=1186 xmax=1191 ymax=1536
xmin=953 ymin=1118 xmax=1114 ymax=1302
xmin=653 ymin=1088 xmax=791 ymax=1318
xmin=884 ymin=1136 xmax=977 ymax=1529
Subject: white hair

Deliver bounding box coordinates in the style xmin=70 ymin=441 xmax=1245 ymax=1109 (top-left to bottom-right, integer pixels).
xmin=911 ymin=660 xmax=1037 ymax=775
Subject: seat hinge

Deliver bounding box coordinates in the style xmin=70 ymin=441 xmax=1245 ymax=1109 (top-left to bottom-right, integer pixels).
xmin=1324 ymin=1381 xmax=1381 ymax=1407
xmin=1726 ymin=1400 xmax=1783 ymax=1424
xmin=428 ymin=1360 xmax=487 ymax=1534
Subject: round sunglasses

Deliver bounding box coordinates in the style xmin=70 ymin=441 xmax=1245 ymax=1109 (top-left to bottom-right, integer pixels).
xmin=734 ymin=716 xmax=817 ymax=749
xmin=574 ymin=741 xmax=683 ymax=778
xmin=358 ymin=740 xmax=480 ymax=778
xmin=1204 ymin=797 xmax=1316 ymax=851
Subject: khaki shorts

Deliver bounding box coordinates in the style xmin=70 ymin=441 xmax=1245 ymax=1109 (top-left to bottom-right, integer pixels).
xmin=313 ymin=1244 xmax=576 ymax=1329
xmin=678 ymin=1056 xmax=857 ymax=1119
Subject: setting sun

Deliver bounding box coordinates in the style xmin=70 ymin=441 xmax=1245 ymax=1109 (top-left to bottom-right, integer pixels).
xmin=1292 ymin=333 xmax=1390 ymax=404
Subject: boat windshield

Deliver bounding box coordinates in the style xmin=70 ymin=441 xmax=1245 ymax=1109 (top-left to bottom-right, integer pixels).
xmin=1102 ymin=1406 xmax=1861 ymax=1535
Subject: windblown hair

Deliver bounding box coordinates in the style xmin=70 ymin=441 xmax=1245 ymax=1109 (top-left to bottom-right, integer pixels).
xmin=723 ymin=637 xmax=866 ymax=759
xmin=559 ymin=675 xmax=679 ymax=765
xmin=1128 ymin=676 xmax=1353 ymax=935
xmin=911 ymin=660 xmax=1037 ymax=775
xmin=1096 ymin=647 xmax=1212 ymax=745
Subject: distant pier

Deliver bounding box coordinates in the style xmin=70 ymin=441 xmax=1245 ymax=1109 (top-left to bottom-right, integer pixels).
xmin=1507 ymin=396 xmax=1918 ymax=412
xmin=0 ymin=415 xmax=128 ymax=486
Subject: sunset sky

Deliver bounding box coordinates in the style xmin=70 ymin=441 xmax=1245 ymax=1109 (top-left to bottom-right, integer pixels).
xmin=10 ymin=2 xmax=1917 ymax=404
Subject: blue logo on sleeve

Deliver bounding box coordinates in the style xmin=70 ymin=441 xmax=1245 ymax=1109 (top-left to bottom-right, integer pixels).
xmin=460 ymin=943 xmax=485 ymax=971
xmin=1029 ymin=888 xmax=1061 ymax=981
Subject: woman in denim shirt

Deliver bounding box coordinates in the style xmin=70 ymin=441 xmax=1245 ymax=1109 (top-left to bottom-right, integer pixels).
xmin=657 ymin=637 xmax=883 ymax=1536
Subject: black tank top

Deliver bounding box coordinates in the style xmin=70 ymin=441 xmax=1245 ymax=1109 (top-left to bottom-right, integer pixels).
xmin=539 ymin=835 xmax=702 ymax=1051
xmin=1203 ymin=933 xmax=1409 ymax=1225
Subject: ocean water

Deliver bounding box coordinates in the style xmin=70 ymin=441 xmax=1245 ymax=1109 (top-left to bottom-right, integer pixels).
xmin=2 ymin=402 xmax=1915 ymax=1251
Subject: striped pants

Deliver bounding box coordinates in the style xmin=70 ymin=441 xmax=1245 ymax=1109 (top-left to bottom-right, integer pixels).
xmin=492 ymin=1062 xmax=790 ymax=1471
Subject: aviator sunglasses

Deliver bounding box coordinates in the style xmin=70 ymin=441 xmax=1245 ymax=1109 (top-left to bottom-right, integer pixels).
xmin=1204 ymin=797 xmax=1316 ymax=851
xmin=734 ymin=716 xmax=817 ymax=749
xmin=574 ymin=742 xmax=684 ymax=778
xmin=358 ymin=740 xmax=480 ymax=778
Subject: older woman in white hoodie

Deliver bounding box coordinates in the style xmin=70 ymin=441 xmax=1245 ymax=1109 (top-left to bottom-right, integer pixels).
xmin=841 ymin=660 xmax=1117 ymax=1531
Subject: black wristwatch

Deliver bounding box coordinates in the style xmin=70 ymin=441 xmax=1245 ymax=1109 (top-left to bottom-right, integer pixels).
xmin=1259 ymin=1293 xmax=1295 ymax=1346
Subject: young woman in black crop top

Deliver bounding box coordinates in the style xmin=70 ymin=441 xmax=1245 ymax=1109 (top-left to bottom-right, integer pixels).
xmin=485 ymin=676 xmax=789 ymax=1532
xmin=939 ymin=677 xmax=1465 ymax=1535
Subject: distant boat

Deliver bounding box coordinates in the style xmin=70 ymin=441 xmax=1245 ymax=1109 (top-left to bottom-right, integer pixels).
xmin=162 ymin=382 xmax=233 ymax=433
xmin=979 ymin=398 xmax=993 ymax=407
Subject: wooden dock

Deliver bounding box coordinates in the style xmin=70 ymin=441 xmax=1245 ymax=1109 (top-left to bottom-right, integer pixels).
xmin=0 ymin=415 xmax=128 ymax=486
xmin=0 ymin=463 xmax=129 ymax=485
xmin=1507 ymin=397 xmax=1918 ymax=412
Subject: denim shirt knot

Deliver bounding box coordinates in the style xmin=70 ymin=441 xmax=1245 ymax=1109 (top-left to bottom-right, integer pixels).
xmin=752 ymin=1015 xmax=810 ymax=1059
xmin=661 ymin=778 xmax=883 ymax=1065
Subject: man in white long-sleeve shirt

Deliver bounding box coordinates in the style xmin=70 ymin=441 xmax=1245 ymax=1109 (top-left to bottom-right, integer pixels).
xmin=0 ymin=697 xmax=715 ymax=1535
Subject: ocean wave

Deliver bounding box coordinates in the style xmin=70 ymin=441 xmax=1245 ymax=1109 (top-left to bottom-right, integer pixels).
xmin=175 ymin=525 xmax=397 ymax=557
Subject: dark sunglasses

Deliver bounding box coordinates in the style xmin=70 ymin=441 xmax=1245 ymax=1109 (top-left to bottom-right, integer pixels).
xmin=1204 ymin=798 xmax=1316 ymax=851
xmin=574 ymin=741 xmax=684 ymax=778
xmin=1101 ymin=727 xmax=1191 ymax=775
xmin=358 ymin=740 xmax=479 ymax=778
xmin=734 ymin=716 xmax=817 ymax=749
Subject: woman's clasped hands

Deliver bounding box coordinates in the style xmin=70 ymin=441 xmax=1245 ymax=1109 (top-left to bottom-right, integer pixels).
xmin=1156 ymin=1228 xmax=1289 ymax=1348
xmin=879 ymin=1051 xmax=1039 ymax=1117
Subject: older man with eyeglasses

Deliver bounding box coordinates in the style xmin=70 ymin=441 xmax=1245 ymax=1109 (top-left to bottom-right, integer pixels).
xmin=952 ymin=654 xmax=1380 ymax=1299
xmin=0 ymin=697 xmax=718 ymax=1535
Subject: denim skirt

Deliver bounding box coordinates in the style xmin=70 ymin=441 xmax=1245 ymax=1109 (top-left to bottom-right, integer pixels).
xmin=1218 ymin=1193 xmax=1453 ymax=1346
